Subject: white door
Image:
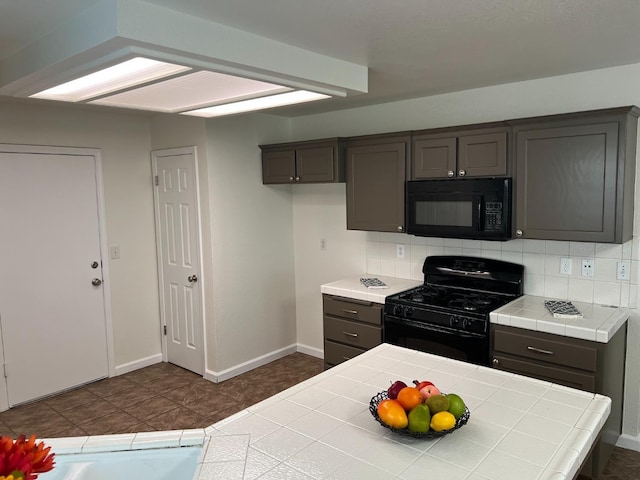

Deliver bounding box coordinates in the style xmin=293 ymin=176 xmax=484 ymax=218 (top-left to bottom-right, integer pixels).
xmin=152 ymin=147 xmax=204 ymax=375
xmin=0 ymin=148 xmax=109 ymax=406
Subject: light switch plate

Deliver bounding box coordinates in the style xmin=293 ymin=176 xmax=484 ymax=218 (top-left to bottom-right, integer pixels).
xmin=617 ymin=261 xmax=630 ymax=280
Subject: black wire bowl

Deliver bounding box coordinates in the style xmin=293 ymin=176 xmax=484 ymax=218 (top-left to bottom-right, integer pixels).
xmin=369 ymin=390 xmax=470 ymax=439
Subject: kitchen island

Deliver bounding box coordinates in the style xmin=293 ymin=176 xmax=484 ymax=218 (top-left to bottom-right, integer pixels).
xmin=44 ymin=343 xmax=610 ymax=479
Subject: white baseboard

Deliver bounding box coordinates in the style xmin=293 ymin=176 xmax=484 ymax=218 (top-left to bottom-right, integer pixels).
xmin=296 ymin=343 xmax=323 ymax=359
xmin=114 ymin=353 xmax=163 ymax=376
xmin=205 ymin=344 xmax=298 ymax=383
xmin=617 ymin=432 xmax=640 ymax=452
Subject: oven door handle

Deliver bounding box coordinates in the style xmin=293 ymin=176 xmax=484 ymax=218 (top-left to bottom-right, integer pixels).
xmin=384 ymin=315 xmax=484 ymax=339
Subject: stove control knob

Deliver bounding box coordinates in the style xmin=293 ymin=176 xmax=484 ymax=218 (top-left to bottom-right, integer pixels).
xmin=449 ymin=316 xmax=460 ymax=327
xmin=404 ymin=307 xmax=414 ymax=317
xmin=462 ymin=318 xmax=470 ymax=330
xmin=393 ymin=305 xmax=403 ymax=316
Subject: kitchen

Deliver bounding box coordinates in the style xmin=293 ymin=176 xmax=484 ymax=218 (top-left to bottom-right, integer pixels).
xmin=1 ymin=1 xmax=640 ymax=478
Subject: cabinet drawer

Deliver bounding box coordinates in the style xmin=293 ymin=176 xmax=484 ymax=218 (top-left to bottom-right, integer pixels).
xmin=493 ymin=354 xmax=595 ymax=392
xmin=324 ymin=340 xmax=366 ymax=366
xmin=323 ymin=316 xmax=382 ymax=349
xmin=494 ymin=326 xmax=597 ymax=372
xmin=322 ymin=295 xmax=382 ymax=325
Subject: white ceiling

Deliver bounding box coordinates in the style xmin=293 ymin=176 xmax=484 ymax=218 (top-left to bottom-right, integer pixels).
xmin=2 ymin=0 xmax=640 ymax=117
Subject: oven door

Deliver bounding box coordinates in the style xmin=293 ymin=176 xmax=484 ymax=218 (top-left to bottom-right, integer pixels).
xmin=384 ymin=315 xmax=490 ymax=366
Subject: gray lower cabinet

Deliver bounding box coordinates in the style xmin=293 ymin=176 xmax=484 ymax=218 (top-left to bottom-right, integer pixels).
xmin=323 ymin=294 xmax=383 ymax=368
xmin=346 ymin=133 xmax=409 ymax=232
xmin=260 ymin=138 xmax=345 ymax=184
xmin=412 ymin=124 xmax=509 ymax=179
xmin=510 ymin=107 xmax=639 ymax=243
xmin=492 ymin=324 xmax=627 ymax=479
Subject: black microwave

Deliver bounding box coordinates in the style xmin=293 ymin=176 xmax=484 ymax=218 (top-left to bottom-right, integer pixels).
xmin=406 ymin=177 xmax=512 ymax=240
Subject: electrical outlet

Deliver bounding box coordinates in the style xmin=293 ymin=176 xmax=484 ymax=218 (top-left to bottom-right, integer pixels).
xmin=617 ymin=261 xmax=630 ymax=280
xmin=560 ymin=257 xmax=572 ymax=275
xmin=582 ymin=258 xmax=594 ymax=277
xmin=396 ymin=244 xmax=405 ymax=259
xmin=320 ymin=238 xmax=327 ymax=251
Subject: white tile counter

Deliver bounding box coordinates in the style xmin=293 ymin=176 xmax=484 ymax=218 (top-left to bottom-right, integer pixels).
xmin=44 ymin=344 xmax=610 ymax=479
xmin=197 ymin=343 xmax=609 ymax=479
xmin=491 ymin=295 xmax=629 ymax=343
xmin=321 ymin=276 xmax=421 ymax=303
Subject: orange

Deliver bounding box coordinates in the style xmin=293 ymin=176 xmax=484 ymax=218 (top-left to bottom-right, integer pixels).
xmin=377 ymin=399 xmax=408 ymax=429
xmin=396 ymin=386 xmax=423 ymax=411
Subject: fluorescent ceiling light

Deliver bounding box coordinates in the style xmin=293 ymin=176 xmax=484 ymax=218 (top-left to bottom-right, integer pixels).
xmin=182 ymin=90 xmax=330 ymax=117
xmin=90 ymin=71 xmax=291 ymax=112
xmin=30 ymin=57 xmax=190 ymax=102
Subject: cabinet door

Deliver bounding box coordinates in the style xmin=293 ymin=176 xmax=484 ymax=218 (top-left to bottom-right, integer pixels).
xmin=515 ymin=122 xmax=619 ymax=242
xmin=458 ymin=131 xmax=507 ymax=177
xmin=296 ymin=146 xmax=335 ymax=183
xmin=346 ymin=142 xmax=406 ymax=232
xmin=412 ymin=136 xmax=456 ymax=179
xmin=262 ymin=150 xmax=295 ymax=184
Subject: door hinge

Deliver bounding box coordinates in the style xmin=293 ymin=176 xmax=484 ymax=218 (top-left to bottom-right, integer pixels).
xmin=163 ymin=325 xmax=167 ymax=335
xmin=154 ymin=175 xmax=159 ymax=186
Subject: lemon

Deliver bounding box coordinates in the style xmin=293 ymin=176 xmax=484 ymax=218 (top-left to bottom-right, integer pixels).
xmin=430 ymin=411 xmax=456 ymax=432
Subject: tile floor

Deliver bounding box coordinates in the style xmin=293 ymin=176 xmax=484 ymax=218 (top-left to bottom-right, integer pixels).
xmin=0 ymin=352 xmax=638 ymax=478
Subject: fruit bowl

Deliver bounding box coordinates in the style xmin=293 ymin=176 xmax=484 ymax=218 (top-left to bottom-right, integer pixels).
xmin=369 ymin=391 xmax=470 ymax=439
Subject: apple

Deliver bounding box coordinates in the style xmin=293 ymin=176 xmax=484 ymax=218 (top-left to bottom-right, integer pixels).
xmin=412 ymin=379 xmax=434 ymax=391
xmin=387 ymin=380 xmax=407 ymax=399
xmin=419 ymin=384 xmax=441 ymax=399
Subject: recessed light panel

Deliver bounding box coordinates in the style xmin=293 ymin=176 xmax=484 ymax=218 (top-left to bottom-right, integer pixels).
xmin=30 ymin=57 xmax=191 ymax=102
xmin=90 ymin=71 xmax=291 ymax=112
xmin=182 ymin=90 xmax=330 ymax=117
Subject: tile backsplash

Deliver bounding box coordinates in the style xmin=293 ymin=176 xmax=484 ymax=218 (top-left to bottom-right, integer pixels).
xmin=365 ymin=233 xmax=638 ymax=308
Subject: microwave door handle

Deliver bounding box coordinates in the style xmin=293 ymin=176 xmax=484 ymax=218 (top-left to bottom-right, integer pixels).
xmin=476 ymin=196 xmax=483 ymax=231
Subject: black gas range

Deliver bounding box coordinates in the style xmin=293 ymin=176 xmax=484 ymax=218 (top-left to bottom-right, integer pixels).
xmin=384 ymin=256 xmax=524 ymax=366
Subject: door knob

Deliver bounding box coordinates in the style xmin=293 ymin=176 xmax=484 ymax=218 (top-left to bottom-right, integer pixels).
xmin=91 ymin=278 xmax=102 ymax=286
xmin=458 ymin=169 xmax=466 ymax=176
xmin=447 ymin=170 xmax=454 ymax=177
xmin=188 ymin=274 xmax=198 ymax=283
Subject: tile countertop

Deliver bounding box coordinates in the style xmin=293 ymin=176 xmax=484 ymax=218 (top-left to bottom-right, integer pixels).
xmin=491 ymin=295 xmax=629 ymax=343
xmin=199 ymin=343 xmax=608 ymax=480
xmin=44 ymin=344 xmax=611 ymax=480
xmin=321 ymin=276 xmax=422 ymax=303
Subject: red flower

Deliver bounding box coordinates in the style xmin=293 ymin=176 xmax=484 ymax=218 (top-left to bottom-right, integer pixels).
xmin=0 ymin=435 xmax=55 ymax=480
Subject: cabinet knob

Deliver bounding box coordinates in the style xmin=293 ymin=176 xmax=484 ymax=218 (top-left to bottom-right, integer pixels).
xmin=516 ymin=229 xmax=523 ymax=237
xmin=397 ymin=226 xmax=403 ymax=232
xmin=447 ymin=170 xmax=455 ymax=177
xmin=295 ymin=176 xmax=301 ymax=182
xmin=289 ymin=176 xmax=294 ymax=182
xmin=458 ymin=169 xmax=466 ymax=177
xmin=492 ymin=358 xmax=499 ymax=366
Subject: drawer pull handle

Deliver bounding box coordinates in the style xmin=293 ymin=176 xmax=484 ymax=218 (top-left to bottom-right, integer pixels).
xmin=343 ymin=309 xmax=358 ymax=315
xmin=342 ymin=331 xmax=359 ymax=338
xmin=342 ymin=356 xmax=352 ymax=360
xmin=527 ymin=346 xmax=554 ymax=355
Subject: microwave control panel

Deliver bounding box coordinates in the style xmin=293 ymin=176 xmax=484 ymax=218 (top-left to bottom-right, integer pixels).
xmin=485 ymin=201 xmax=503 ymax=230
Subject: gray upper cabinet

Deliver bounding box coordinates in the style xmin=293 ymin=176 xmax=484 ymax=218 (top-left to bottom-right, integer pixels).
xmin=411 ymin=124 xmax=509 ymax=179
xmin=260 ymin=138 xmax=345 ymax=184
xmin=346 ymin=133 xmax=409 ymax=233
xmin=510 ymin=107 xmax=639 ymax=243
